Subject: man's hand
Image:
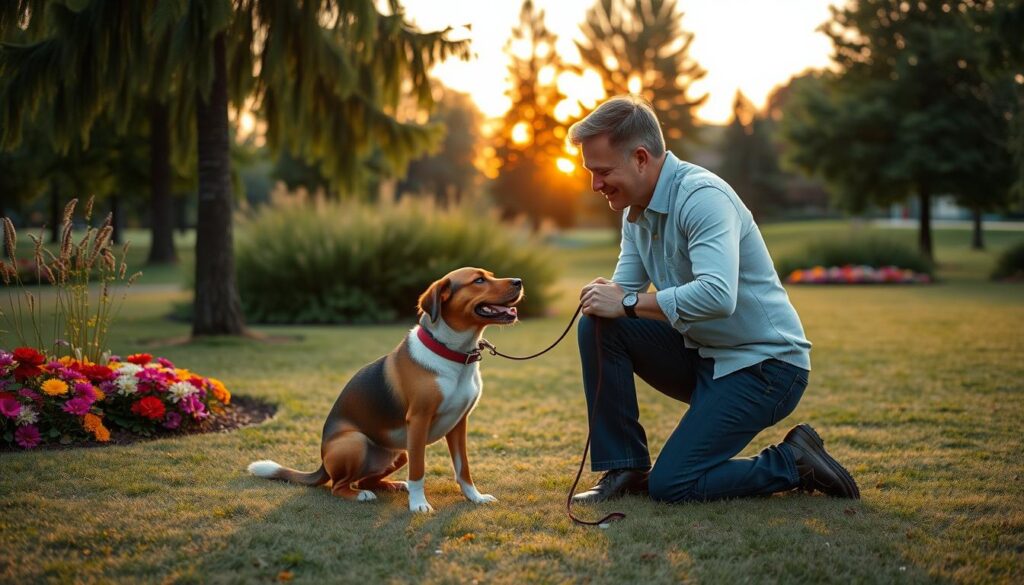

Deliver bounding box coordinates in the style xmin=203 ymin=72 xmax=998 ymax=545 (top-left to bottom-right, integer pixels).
xmin=580 ymin=278 xmax=626 ymax=318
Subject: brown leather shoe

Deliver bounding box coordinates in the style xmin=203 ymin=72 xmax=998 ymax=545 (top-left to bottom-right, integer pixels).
xmin=572 ymin=468 xmax=650 ymax=504
xmin=783 ymin=424 xmax=860 ymax=499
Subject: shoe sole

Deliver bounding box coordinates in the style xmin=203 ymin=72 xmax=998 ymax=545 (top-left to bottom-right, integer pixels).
xmin=791 ymin=424 xmax=861 ymax=499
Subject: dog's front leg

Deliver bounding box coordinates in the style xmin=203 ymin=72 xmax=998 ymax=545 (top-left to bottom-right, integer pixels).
xmin=406 ymin=413 xmax=434 ymax=513
xmin=445 ymin=415 xmax=496 ymax=504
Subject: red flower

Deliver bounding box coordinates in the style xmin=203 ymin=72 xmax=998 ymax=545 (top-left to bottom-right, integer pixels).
xmin=130 ymin=396 xmax=166 ymax=420
xmin=76 ymin=363 xmax=115 ymax=383
xmin=12 ymin=347 xmax=46 ymax=381
xmin=126 ymin=353 xmax=153 ymax=366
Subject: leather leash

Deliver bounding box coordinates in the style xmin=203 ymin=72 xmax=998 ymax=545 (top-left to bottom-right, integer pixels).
xmin=479 ymin=303 xmax=626 ymax=528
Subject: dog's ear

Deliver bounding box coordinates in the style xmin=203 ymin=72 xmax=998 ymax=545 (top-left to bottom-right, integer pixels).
xmin=418 ymin=277 xmax=452 ymax=323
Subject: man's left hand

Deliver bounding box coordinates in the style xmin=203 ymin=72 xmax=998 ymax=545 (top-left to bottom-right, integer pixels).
xmin=580 ymin=280 xmax=626 ymax=318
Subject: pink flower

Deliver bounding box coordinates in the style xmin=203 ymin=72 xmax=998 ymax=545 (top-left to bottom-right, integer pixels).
xmin=180 ymin=394 xmax=208 ymax=419
xmin=0 ymin=350 xmax=13 ymax=368
xmin=62 ymin=397 xmax=92 ymax=416
xmin=163 ymin=411 xmax=182 ymax=430
xmin=14 ymin=425 xmax=41 ymax=449
xmin=75 ymin=382 xmax=97 ymax=402
xmin=18 ymin=389 xmax=42 ymax=405
xmin=0 ymin=396 xmax=21 ymax=418
xmin=157 ymin=357 xmax=175 ymax=369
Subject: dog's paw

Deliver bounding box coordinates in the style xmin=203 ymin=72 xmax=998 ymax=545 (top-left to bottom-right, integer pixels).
xmin=409 ymin=502 xmax=434 ymax=514
xmin=468 ymin=493 xmax=497 ymax=504
xmin=356 ymin=490 xmax=377 ymax=502
xmin=389 ymin=480 xmax=408 ymax=492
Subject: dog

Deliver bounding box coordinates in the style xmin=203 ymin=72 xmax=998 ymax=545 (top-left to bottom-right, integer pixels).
xmin=248 ymin=267 xmax=523 ymax=513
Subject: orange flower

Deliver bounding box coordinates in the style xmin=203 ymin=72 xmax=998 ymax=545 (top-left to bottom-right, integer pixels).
xmin=41 ymin=378 xmax=69 ymax=396
xmin=208 ymin=378 xmax=231 ymax=405
xmin=83 ymin=413 xmax=102 ymax=432
xmin=93 ymin=423 xmax=110 ymax=442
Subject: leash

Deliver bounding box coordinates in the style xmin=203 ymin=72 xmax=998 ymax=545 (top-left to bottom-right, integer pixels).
xmin=479 ymin=303 xmax=626 ymax=528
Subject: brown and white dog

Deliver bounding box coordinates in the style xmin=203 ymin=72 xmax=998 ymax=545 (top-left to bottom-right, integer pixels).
xmin=247 ymin=267 xmax=523 ymax=513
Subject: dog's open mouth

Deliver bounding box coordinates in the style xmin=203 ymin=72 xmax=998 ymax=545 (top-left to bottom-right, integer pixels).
xmin=475 ymin=301 xmax=519 ymax=322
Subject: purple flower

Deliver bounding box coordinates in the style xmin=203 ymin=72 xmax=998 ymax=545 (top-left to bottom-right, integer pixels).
xmin=163 ymin=411 xmax=182 ymax=430
xmin=18 ymin=389 xmax=42 ymax=405
xmin=0 ymin=396 xmax=21 ymax=418
xmin=62 ymin=397 xmax=92 ymax=416
xmin=157 ymin=357 xmax=175 ymax=369
xmin=75 ymin=382 xmax=97 ymax=402
xmin=136 ymin=368 xmax=176 ymax=393
xmin=99 ymin=381 xmax=117 ymax=396
xmin=180 ymin=394 xmax=208 ymax=419
xmin=45 ymin=361 xmax=78 ymax=381
xmin=0 ymin=350 xmax=13 ymax=368
xmin=14 ymin=425 xmax=41 ymax=449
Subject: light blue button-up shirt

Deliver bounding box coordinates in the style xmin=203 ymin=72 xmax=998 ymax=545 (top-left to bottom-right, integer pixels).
xmin=612 ymin=152 xmax=811 ymax=379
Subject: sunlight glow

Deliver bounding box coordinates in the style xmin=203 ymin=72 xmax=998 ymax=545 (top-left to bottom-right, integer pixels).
xmin=511 ymin=122 xmax=531 ymax=145
xmin=627 ymin=75 xmax=642 ymax=95
xmin=556 ymin=157 xmax=576 ymax=174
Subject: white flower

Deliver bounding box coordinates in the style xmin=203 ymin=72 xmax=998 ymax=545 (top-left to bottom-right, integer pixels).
xmin=115 ymin=374 xmax=139 ymax=396
xmin=167 ymin=381 xmax=199 ymax=403
xmin=15 ymin=405 xmax=38 ymax=426
xmin=116 ymin=363 xmax=143 ymax=375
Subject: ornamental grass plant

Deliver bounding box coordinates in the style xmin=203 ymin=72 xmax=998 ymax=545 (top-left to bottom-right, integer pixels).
xmin=235 ymin=195 xmax=560 ymax=324
xmin=990 ymin=239 xmax=1024 ymax=280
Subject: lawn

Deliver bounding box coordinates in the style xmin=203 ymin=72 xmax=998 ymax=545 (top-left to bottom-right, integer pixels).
xmin=1 ymin=221 xmax=1022 ymax=583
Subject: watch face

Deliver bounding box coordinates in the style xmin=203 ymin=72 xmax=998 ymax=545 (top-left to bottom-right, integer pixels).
xmin=623 ymin=293 xmax=638 ymax=307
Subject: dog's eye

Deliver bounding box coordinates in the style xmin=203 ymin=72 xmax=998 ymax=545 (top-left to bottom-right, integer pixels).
xmin=474 ymin=277 xmax=486 ymax=284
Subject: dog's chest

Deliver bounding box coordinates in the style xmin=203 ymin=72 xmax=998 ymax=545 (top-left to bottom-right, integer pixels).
xmin=427 ymin=368 xmax=481 ymax=443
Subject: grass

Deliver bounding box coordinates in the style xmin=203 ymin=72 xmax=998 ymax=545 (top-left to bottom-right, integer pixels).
xmin=2 ymin=220 xmax=1023 ymax=583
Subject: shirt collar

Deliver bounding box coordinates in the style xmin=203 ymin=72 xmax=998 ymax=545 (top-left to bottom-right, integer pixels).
xmin=645 ymin=151 xmax=680 ymax=215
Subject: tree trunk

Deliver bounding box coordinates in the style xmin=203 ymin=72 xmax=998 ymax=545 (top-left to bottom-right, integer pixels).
xmin=49 ymin=185 xmax=60 ymax=243
xmin=147 ymin=100 xmax=177 ymax=264
xmin=971 ymin=206 xmax=984 ymax=250
xmin=110 ymin=195 xmax=122 ymax=245
xmin=192 ymin=33 xmax=246 ymax=337
xmin=918 ymin=185 xmax=934 ymax=261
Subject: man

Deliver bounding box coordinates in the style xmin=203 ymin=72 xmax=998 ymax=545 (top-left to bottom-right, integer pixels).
xmin=570 ymin=95 xmax=859 ymax=504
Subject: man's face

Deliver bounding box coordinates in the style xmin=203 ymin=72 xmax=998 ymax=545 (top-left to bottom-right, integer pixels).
xmin=580 ymin=134 xmax=647 ymax=213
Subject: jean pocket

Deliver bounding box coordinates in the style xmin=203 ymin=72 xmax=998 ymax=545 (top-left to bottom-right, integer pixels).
xmin=770 ymin=373 xmax=808 ymax=426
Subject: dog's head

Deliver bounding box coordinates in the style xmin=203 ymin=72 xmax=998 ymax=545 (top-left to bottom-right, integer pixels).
xmin=417 ymin=267 xmax=524 ymax=331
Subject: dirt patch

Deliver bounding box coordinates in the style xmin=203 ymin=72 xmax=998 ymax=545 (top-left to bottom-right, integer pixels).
xmin=2 ymin=395 xmax=277 ymax=452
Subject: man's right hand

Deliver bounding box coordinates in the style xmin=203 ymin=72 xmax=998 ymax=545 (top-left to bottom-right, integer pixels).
xmin=579 ymin=277 xmax=612 ymax=300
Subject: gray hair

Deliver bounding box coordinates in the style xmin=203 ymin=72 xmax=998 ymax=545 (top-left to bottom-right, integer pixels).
xmin=567 ymin=94 xmax=666 ymax=158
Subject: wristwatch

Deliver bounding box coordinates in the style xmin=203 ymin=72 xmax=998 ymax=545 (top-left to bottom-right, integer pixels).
xmin=621 ymin=292 xmax=639 ymax=319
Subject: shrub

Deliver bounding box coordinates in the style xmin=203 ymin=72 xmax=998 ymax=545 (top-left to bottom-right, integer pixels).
xmin=234 ymin=197 xmax=560 ymax=324
xmin=991 ymin=240 xmax=1024 ymax=280
xmin=775 ymin=234 xmax=934 ymax=280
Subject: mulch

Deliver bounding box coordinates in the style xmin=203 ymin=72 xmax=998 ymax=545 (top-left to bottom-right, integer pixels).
xmin=1 ymin=395 xmax=277 ymax=452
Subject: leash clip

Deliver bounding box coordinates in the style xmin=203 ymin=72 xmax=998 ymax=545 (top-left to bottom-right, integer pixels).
xmin=478 ymin=338 xmax=498 ymax=356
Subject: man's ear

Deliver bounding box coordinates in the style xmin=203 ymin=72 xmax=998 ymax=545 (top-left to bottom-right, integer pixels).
xmin=634 ymin=146 xmax=650 ymax=172
xmin=417 ymin=277 xmax=452 ymax=323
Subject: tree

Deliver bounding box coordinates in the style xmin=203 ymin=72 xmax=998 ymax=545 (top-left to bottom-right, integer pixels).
xmin=491 ymin=0 xmax=579 ymax=230
xmin=780 ymin=0 xmax=1017 ymax=260
xmin=398 ymin=89 xmax=483 ymax=206
xmin=717 ymin=91 xmax=785 ymax=221
xmin=575 ymin=0 xmax=707 ymax=158
xmin=3 ymin=1 xmax=469 ymax=336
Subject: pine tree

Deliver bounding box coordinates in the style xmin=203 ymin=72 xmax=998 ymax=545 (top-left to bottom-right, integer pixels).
xmin=575 ymin=0 xmax=707 ymax=157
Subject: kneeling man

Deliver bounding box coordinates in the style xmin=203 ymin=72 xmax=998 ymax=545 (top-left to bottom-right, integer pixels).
xmin=570 ymin=95 xmax=859 ymax=504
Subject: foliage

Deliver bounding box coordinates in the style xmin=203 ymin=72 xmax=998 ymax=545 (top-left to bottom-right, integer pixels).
xmin=1 ymin=198 xmax=141 ymax=362
xmin=991 ymin=239 xmax=1024 ymax=279
xmin=775 ymin=233 xmax=934 ymax=280
xmin=717 ymin=91 xmax=785 ymax=221
xmin=779 ymin=1 xmax=1019 ymax=260
xmin=0 ymin=348 xmax=231 ymax=450
xmin=575 ymin=0 xmax=707 ymax=157
xmin=234 ymin=196 xmax=559 ymax=324
xmin=490 ymin=0 xmax=581 ymax=230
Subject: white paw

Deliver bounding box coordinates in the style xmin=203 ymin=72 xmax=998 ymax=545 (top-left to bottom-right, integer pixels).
xmin=356 ymin=490 xmax=377 ymax=501
xmin=468 ymin=493 xmax=497 ymax=504
xmin=409 ymin=502 xmax=434 ymax=513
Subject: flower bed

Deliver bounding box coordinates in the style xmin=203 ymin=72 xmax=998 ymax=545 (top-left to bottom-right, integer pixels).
xmin=1 ymin=348 xmax=231 ymax=450
xmin=785 ymin=265 xmax=932 ymax=285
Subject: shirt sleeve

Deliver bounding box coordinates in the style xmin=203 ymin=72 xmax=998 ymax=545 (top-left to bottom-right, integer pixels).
xmin=611 ymin=212 xmax=651 ymax=293
xmin=655 ymin=187 xmax=741 ymax=325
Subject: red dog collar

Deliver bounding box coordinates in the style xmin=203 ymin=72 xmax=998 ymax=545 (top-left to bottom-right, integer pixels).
xmin=416 ymin=327 xmax=483 ymax=365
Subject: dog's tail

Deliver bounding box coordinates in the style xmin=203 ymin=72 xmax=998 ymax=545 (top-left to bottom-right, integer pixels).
xmin=247 ymin=460 xmax=330 ymax=486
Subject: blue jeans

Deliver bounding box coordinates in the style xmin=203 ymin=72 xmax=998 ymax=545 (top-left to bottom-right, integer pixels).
xmin=577 ymin=315 xmax=807 ymax=503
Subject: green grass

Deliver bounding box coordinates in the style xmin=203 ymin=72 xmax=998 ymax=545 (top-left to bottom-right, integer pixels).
xmin=2 ymin=220 xmax=1023 ymax=583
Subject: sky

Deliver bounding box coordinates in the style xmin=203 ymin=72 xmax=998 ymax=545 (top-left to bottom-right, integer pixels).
xmin=400 ymin=0 xmax=841 ymax=124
